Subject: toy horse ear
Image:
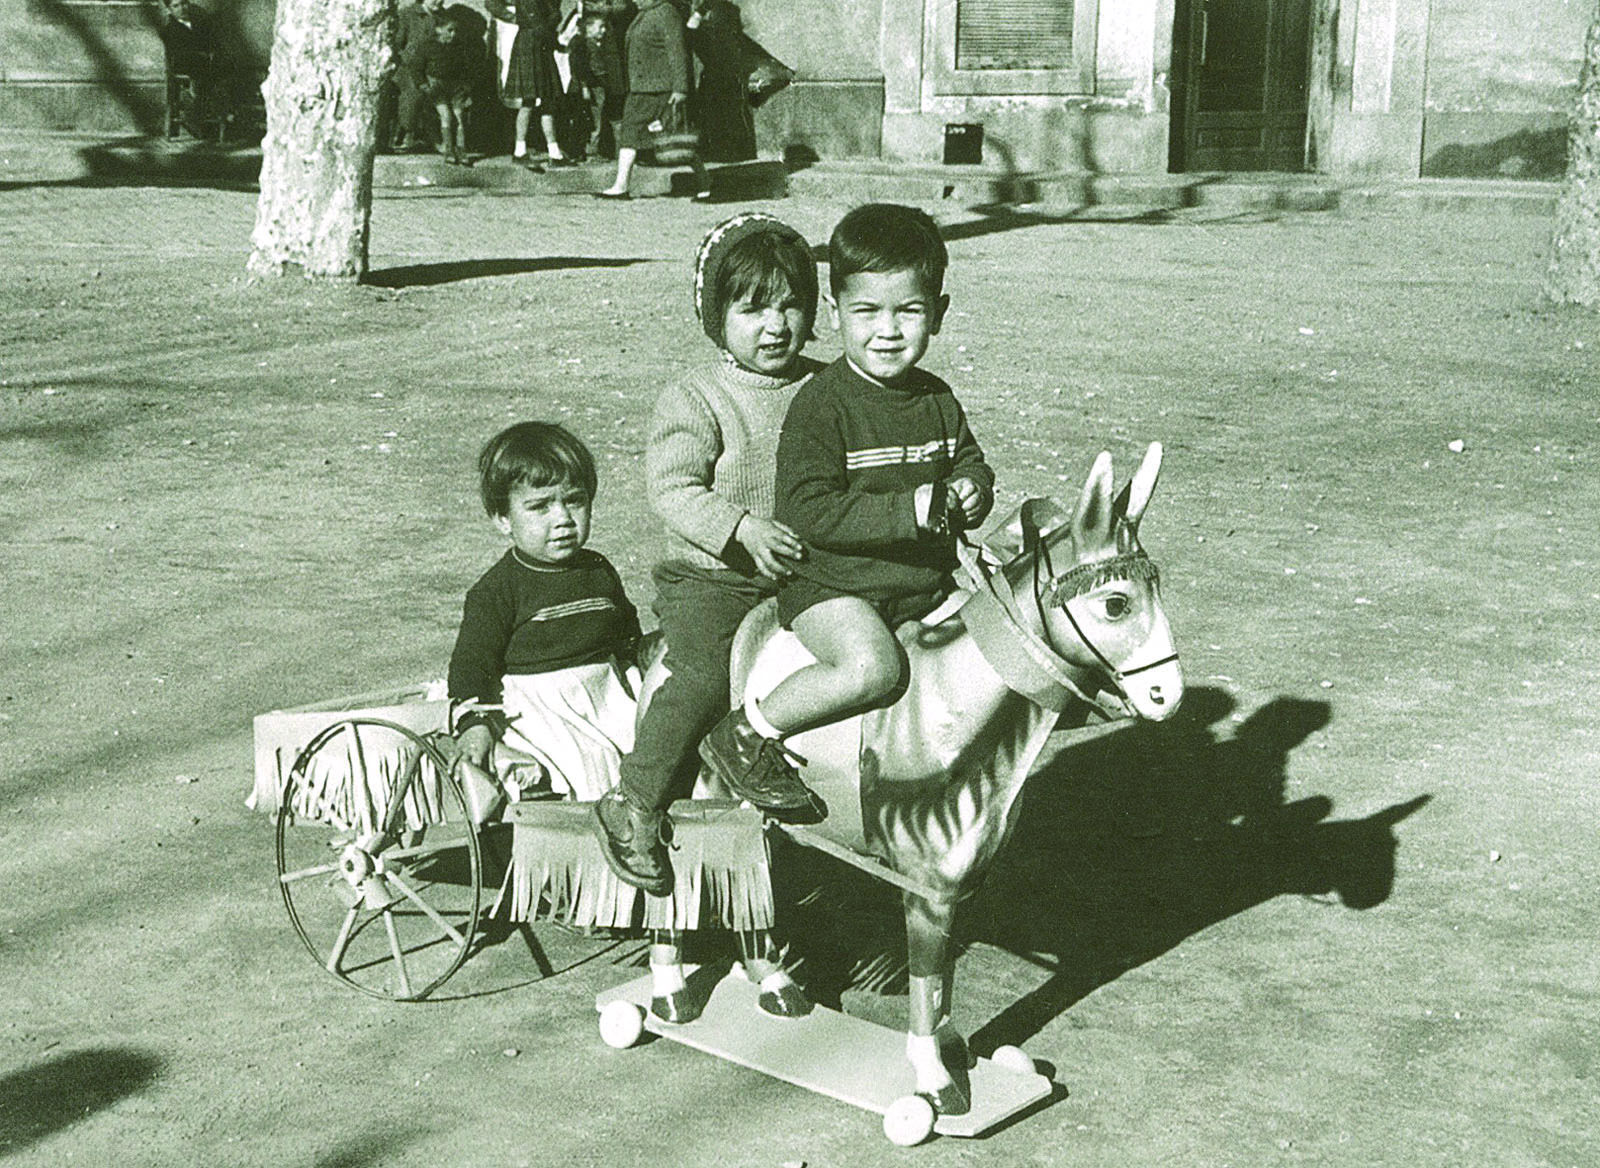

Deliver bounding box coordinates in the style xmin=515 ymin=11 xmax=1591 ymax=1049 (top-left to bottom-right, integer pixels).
xmin=1117 ymin=441 xmax=1163 ymax=531
xmin=1072 ymin=451 xmax=1116 ymax=547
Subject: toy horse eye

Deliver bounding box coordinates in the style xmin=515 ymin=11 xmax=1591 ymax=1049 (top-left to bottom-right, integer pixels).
xmin=1103 ymin=594 xmax=1130 ymax=619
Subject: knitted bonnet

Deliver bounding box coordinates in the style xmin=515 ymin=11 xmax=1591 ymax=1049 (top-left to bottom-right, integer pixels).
xmin=692 ymin=212 xmax=816 ymax=347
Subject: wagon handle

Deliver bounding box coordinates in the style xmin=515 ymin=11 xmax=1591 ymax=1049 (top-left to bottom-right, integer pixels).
xmin=773 ymin=823 xmax=952 ymax=906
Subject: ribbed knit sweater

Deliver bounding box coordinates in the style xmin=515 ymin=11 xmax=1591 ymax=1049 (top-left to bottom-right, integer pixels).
xmin=648 ymin=353 xmax=823 ymax=571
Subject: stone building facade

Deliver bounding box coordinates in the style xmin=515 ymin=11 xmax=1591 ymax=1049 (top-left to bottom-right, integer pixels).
xmin=2 ymin=0 xmax=1592 ymax=180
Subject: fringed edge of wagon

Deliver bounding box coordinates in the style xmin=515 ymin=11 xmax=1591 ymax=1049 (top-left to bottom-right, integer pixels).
xmin=249 ymin=683 xmax=453 ymax=823
xmin=495 ymin=800 xmax=775 ymax=933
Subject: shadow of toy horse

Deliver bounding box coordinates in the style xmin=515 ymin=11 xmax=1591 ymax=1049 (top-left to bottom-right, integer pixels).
xmin=775 ymin=688 xmax=1430 ymax=1054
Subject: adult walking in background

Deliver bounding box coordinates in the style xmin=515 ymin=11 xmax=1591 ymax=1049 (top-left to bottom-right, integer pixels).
xmin=487 ymin=0 xmax=572 ymax=168
xmin=684 ymin=0 xmax=756 ymax=163
xmin=595 ymin=0 xmax=710 ymax=200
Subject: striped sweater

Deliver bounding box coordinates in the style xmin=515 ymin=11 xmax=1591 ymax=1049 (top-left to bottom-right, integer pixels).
xmin=775 ymin=357 xmax=993 ymax=602
xmin=448 ymin=547 xmax=640 ymax=729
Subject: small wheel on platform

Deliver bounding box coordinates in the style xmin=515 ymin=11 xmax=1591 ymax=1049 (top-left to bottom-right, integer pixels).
xmin=883 ymin=1094 xmax=936 ymax=1146
xmin=276 ymin=717 xmax=482 ymax=1001
xmin=990 ymin=1044 xmax=1037 ymax=1076
xmin=599 ymin=1000 xmax=647 ymax=1049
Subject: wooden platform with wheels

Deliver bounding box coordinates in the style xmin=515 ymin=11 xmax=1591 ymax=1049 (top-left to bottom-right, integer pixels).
xmin=595 ymin=967 xmax=1054 ymax=1145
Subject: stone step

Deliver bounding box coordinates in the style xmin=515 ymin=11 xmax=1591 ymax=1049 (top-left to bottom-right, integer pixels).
xmin=783 ymin=162 xmax=1342 ymax=213
xmin=1339 ymin=178 xmax=1558 ymax=217
xmin=370 ymin=152 xmax=788 ymax=201
xmin=0 ymin=132 xmax=1560 ymax=219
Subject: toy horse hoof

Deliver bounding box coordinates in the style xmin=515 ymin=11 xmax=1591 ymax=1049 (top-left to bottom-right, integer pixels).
xmin=883 ymin=1095 xmax=936 ymax=1146
xmin=758 ymin=982 xmax=814 ymax=1018
xmin=650 ymin=990 xmax=704 ymax=1025
xmin=923 ymin=1080 xmax=971 ymax=1117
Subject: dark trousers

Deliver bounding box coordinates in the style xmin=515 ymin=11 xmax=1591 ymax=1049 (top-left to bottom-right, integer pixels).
xmin=396 ymin=65 xmax=431 ymax=140
xmin=617 ymin=560 xmax=776 ymax=810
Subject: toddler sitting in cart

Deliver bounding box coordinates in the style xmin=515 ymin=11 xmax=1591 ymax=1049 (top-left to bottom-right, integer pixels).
xmin=448 ymin=421 xmax=642 ymax=803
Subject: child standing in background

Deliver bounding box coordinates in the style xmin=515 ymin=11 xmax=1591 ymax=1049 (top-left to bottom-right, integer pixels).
xmin=487 ymin=0 xmax=572 ymax=168
xmin=450 ymin=422 xmax=641 ymax=803
xmin=592 ymin=214 xmax=821 ymax=899
xmin=574 ymin=0 xmax=634 ymax=160
xmin=419 ymin=15 xmax=477 ymax=166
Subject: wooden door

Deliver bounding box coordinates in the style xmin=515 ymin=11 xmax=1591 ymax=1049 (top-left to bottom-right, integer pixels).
xmin=1172 ymin=0 xmax=1311 ymax=172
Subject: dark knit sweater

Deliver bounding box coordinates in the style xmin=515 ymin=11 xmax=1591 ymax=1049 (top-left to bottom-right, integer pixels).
xmin=774 ymin=357 xmax=994 ymax=602
xmin=624 ymin=0 xmax=690 ymax=93
xmin=448 ymin=547 xmax=640 ymax=731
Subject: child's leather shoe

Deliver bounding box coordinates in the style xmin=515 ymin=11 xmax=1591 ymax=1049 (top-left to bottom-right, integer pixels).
xmin=698 ymin=710 xmax=824 ymax=823
xmin=592 ymin=787 xmax=673 ymax=896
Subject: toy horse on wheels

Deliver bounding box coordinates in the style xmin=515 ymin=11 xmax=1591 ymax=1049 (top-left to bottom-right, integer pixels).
xmin=601 ymin=441 xmax=1183 ymax=1143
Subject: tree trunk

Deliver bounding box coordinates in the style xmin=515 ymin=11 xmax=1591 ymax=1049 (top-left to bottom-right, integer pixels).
xmin=248 ymin=0 xmax=392 ymax=281
xmin=1544 ymin=11 xmax=1600 ymax=306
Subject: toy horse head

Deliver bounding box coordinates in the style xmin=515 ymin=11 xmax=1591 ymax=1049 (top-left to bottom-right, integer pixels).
xmin=1010 ymin=442 xmax=1183 ymax=721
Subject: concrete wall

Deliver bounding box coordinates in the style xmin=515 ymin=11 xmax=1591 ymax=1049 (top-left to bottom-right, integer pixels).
xmin=1328 ymin=0 xmax=1589 ymax=179
xmin=870 ymin=0 xmax=1176 ymax=173
xmin=1420 ymin=0 xmax=1590 ymax=178
xmin=0 ymin=0 xmax=273 ymax=133
xmin=739 ymin=0 xmax=887 ymax=162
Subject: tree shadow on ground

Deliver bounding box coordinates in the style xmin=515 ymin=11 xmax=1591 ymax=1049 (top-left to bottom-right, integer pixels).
xmin=311 ymin=1128 xmax=431 ymax=1168
xmin=773 ymin=687 xmax=1430 ymax=1053
xmin=938 ymin=196 xmax=1294 ymax=244
xmin=362 ymin=256 xmax=650 ymax=288
xmin=0 ymin=1047 xmax=163 ymax=1155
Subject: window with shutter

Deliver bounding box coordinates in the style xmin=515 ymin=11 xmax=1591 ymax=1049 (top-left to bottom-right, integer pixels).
xmin=956 ymin=0 xmax=1077 ymax=71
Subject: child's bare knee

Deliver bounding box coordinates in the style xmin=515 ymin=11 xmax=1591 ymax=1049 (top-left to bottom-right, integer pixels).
xmin=849 ymin=641 xmax=904 ymax=702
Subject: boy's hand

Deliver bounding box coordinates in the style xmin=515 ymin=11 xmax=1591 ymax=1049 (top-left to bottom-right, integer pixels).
xmin=735 ymin=514 xmax=805 ymax=580
xmin=947 ymin=477 xmax=985 ymax=526
xmin=456 ymin=723 xmax=495 ymax=770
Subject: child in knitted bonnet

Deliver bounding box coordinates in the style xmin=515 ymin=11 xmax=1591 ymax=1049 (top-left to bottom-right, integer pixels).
xmin=592 ymin=213 xmax=817 ymax=903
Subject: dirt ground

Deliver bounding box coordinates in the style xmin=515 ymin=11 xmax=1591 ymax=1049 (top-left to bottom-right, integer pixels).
xmin=0 ymin=176 xmax=1596 ymax=1168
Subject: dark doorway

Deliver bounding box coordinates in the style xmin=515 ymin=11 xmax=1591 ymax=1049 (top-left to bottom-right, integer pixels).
xmin=1170 ymin=0 xmax=1312 ymax=171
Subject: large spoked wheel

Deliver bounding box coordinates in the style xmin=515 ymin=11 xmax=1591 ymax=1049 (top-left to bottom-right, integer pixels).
xmin=276 ymin=717 xmax=482 ymax=1001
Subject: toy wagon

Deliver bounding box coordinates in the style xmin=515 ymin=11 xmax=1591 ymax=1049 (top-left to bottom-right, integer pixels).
xmin=250 ymin=682 xmax=773 ymax=1001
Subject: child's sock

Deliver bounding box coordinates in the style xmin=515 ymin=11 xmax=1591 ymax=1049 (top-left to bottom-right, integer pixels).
xmin=512 ymin=141 xmax=527 ymax=158
xmin=744 ymin=694 xmax=783 ymax=741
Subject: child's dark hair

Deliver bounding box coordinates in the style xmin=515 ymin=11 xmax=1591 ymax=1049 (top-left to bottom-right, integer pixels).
xmin=828 ymin=203 xmax=948 ymax=298
xmin=714 ymin=229 xmax=819 ymax=341
xmin=477 ymin=422 xmax=597 ymax=517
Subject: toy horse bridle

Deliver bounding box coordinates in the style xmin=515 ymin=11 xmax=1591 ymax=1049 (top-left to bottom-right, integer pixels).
xmin=1026 ymin=512 xmax=1180 ymax=694
xmin=958 ymin=499 xmax=1176 ymax=716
